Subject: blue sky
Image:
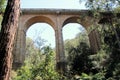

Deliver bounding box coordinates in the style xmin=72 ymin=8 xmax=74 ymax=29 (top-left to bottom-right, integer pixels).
xmin=21 ymin=0 xmax=86 ymax=48
xmin=21 ymin=0 xmax=86 ymax=9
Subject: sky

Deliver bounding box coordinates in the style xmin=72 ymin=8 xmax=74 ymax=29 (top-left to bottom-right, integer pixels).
xmin=21 ymin=0 xmax=86 ymax=9
xmin=21 ymin=0 xmax=86 ymax=48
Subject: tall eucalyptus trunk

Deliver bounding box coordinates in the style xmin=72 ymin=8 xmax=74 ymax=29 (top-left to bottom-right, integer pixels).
xmin=0 ymin=0 xmax=20 ymax=80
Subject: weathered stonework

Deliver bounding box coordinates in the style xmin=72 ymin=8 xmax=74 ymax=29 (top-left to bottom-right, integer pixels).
xmin=13 ymin=8 xmax=101 ymax=72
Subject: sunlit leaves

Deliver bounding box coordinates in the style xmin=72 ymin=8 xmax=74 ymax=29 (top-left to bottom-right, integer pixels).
xmin=85 ymin=0 xmax=120 ymax=11
xmin=14 ymin=38 xmax=60 ymax=80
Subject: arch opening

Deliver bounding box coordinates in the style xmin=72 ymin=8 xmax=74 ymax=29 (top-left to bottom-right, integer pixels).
xmin=62 ymin=22 xmax=90 ymax=71
xmin=24 ymin=15 xmax=56 ymax=49
xmin=26 ymin=23 xmax=55 ymax=49
xmin=62 ymin=16 xmax=90 ymax=46
xmin=62 ymin=23 xmax=90 ymax=50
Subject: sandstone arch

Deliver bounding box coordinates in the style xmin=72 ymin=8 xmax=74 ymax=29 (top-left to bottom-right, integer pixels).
xmin=24 ymin=16 xmax=55 ymax=32
xmin=13 ymin=9 xmax=100 ymax=72
xmin=63 ymin=16 xmax=80 ymax=26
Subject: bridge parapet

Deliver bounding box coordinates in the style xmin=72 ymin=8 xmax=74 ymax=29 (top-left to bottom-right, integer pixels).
xmin=21 ymin=8 xmax=91 ymax=15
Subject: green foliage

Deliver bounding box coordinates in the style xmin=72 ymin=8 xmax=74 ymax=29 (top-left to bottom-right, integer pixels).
xmin=82 ymin=1 xmax=120 ymax=79
xmin=80 ymin=72 xmax=105 ymax=80
xmin=80 ymin=73 xmax=92 ymax=80
xmin=69 ymin=42 xmax=93 ymax=75
xmin=14 ymin=66 xmax=32 ymax=80
xmin=89 ymin=49 xmax=108 ymax=69
xmin=89 ymin=24 xmax=120 ymax=79
xmin=0 ymin=0 xmax=6 ymax=13
xmin=64 ymin=22 xmax=120 ymax=79
xmin=66 ymin=1 xmax=120 ymax=79
xmin=64 ymin=31 xmax=94 ymax=75
xmin=30 ymin=47 xmax=60 ymax=80
xmin=64 ymin=30 xmax=89 ymax=58
xmin=84 ymin=0 xmax=120 ymax=11
xmin=13 ymin=38 xmax=61 ymax=80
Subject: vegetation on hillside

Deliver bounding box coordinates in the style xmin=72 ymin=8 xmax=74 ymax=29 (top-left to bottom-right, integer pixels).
xmin=12 ymin=37 xmax=61 ymax=80
xmin=12 ymin=23 xmax=120 ymax=79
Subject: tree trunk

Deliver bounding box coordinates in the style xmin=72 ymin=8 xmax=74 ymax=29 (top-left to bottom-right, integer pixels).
xmin=0 ymin=0 xmax=20 ymax=80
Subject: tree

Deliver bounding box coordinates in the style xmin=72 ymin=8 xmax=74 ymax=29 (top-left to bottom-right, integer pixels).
xmin=13 ymin=38 xmax=61 ymax=80
xmin=0 ymin=0 xmax=20 ymax=80
xmin=64 ymin=30 xmax=89 ymax=57
xmin=83 ymin=0 xmax=120 ymax=11
xmin=80 ymin=0 xmax=120 ymax=79
xmin=64 ymin=30 xmax=93 ymax=75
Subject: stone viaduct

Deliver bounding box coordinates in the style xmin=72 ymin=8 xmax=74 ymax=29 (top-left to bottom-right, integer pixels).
xmin=13 ymin=8 xmax=100 ymax=72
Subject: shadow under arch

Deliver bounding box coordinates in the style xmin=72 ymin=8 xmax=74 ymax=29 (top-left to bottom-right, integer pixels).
xmin=24 ymin=16 xmax=55 ymax=32
xmin=62 ymin=16 xmax=86 ymax=29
